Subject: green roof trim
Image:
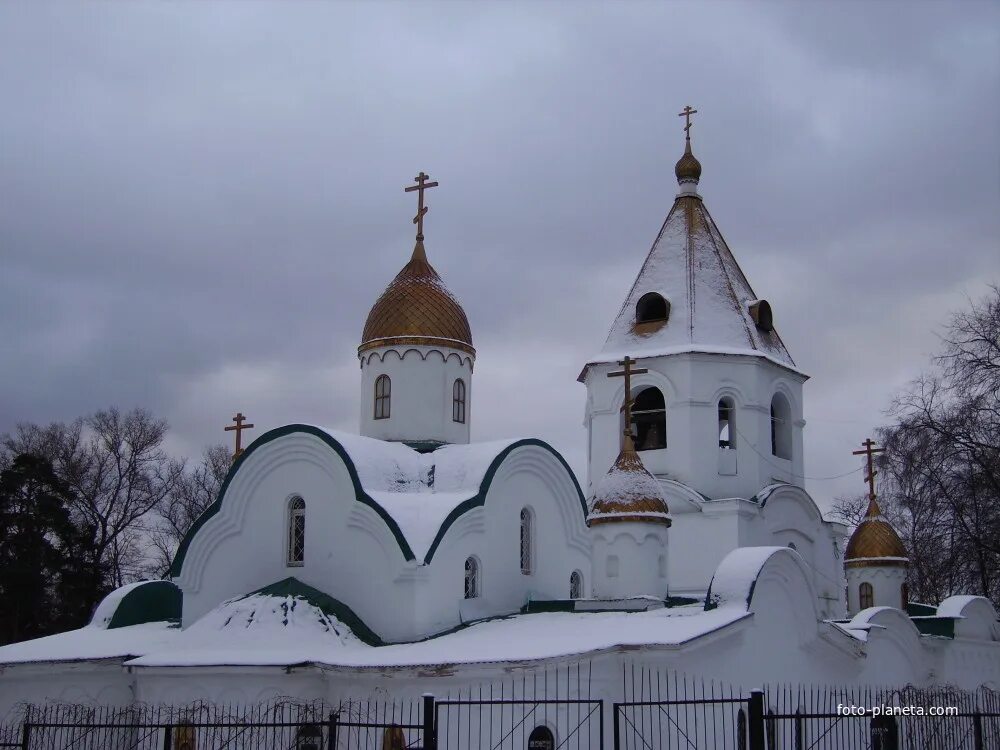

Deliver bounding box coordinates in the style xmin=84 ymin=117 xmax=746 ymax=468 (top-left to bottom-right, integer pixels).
xmin=905 ymin=601 xmax=938 ymax=617
xmin=169 ymin=426 xmax=587 ymax=577
xmin=911 ymin=616 xmax=956 ymax=639
xmin=108 ymin=580 xmax=182 ymax=629
xmin=243 ymin=577 xmax=385 ymax=646
xmin=422 ymin=438 xmax=588 ymax=563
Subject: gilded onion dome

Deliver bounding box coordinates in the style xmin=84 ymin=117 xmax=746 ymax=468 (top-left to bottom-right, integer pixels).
xmin=844 ymin=497 xmax=908 ymax=567
xmin=674 ymin=138 xmax=702 ymax=184
xmin=588 ymin=435 xmax=671 ymax=527
xmin=359 ymin=240 xmax=475 ymax=357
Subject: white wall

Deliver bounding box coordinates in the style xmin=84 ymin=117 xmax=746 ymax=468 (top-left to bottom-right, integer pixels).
xmin=175 ymin=432 xmax=589 ymax=643
xmin=360 ymin=345 xmax=473 ymax=446
xmin=846 ymin=565 xmax=908 ymax=615
xmin=590 ymin=522 xmax=669 ymax=599
xmin=584 ymin=352 xmax=806 ymax=501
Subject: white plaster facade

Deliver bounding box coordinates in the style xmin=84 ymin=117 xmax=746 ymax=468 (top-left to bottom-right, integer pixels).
xmin=359 ymin=344 xmax=473 ymax=447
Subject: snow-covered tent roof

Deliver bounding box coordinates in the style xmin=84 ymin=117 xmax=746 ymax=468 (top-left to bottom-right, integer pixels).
xmin=169 ymin=425 xmax=587 ymax=575
xmin=580 ymin=139 xmax=799 ymax=380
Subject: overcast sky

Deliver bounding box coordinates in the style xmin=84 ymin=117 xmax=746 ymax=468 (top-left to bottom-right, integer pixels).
xmin=1 ymin=1 xmax=997 ymax=514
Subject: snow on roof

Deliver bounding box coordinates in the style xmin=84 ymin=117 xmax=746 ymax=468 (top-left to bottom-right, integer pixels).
xmin=706 ymin=546 xmax=789 ymax=610
xmin=89 ymin=581 xmax=153 ymax=628
xmin=935 ymin=595 xmax=982 ymax=619
xmin=307 ymin=427 xmax=518 ymax=560
xmin=128 ymin=603 xmax=748 ymax=669
xmin=0 ymin=623 xmax=179 ymax=665
xmin=593 ymin=195 xmax=797 ymax=375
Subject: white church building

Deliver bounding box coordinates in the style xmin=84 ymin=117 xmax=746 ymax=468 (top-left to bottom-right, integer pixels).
xmin=1 ymin=127 xmax=998 ymax=729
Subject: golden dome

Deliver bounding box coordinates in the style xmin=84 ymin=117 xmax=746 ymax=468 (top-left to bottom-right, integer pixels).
xmin=675 ymin=138 xmax=702 ymax=184
xmin=844 ymin=497 xmax=908 ymax=567
xmin=589 ymin=436 xmax=671 ymax=527
xmin=359 ymin=240 xmax=474 ymax=356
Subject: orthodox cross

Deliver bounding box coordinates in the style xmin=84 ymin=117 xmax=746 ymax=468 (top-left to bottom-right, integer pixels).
xmin=225 ymin=412 xmax=255 ymax=461
xmin=404 ymin=171 xmax=439 ymax=242
xmin=678 ymin=105 xmax=698 ymax=138
xmin=608 ymin=356 xmax=648 ymax=444
xmin=852 ymin=438 xmax=885 ymax=505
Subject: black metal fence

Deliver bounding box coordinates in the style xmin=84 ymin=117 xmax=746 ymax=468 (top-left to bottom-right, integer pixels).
xmin=3 ymin=670 xmax=999 ymax=750
xmin=612 ymin=666 xmax=1000 ymax=750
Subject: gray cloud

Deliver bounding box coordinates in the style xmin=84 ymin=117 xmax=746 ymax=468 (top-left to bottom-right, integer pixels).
xmin=1 ymin=0 xmax=998 ymax=510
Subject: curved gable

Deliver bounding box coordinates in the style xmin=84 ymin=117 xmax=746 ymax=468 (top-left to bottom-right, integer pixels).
xmin=422 ymin=439 xmax=587 ymax=562
xmin=170 ymin=426 xmax=587 ymax=576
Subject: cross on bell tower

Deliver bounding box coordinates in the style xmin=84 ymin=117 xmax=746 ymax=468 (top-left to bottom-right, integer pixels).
xmin=225 ymin=412 xmax=255 ymax=461
xmin=607 ymin=356 xmax=649 ymax=449
xmin=852 ymin=437 xmax=885 ymax=513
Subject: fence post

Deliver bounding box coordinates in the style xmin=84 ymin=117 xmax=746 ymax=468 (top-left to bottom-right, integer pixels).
xmin=327 ymin=711 xmax=338 ymax=750
xmin=19 ymin=724 xmax=30 ymax=750
xmin=162 ymin=723 xmax=172 ymax=750
xmin=973 ymin=713 xmax=984 ymax=750
xmin=748 ymin=690 xmax=765 ymax=750
xmin=612 ymin=703 xmax=620 ymax=750
xmin=422 ymin=694 xmax=436 ymax=750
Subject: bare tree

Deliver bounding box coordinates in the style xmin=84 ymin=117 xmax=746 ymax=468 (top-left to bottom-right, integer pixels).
xmin=148 ymin=444 xmax=230 ymax=576
xmin=2 ymin=408 xmax=184 ymax=592
xmin=832 ymin=286 xmax=1000 ymax=606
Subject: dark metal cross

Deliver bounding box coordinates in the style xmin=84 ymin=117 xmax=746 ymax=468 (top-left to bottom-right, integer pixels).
xmin=608 ymin=356 xmax=648 ymax=444
xmin=852 ymin=438 xmax=885 ymax=504
xmin=225 ymin=412 xmax=255 ymax=461
xmin=404 ymin=171 xmax=439 ymax=241
xmin=678 ymin=105 xmax=698 ymax=137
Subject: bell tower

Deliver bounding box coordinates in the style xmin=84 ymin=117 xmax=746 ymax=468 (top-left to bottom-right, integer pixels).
xmin=580 ymin=111 xmax=807 ymax=499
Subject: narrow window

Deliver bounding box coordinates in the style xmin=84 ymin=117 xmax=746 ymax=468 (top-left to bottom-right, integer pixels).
xmin=658 ymin=555 xmax=667 ymax=578
xmin=770 ymin=393 xmax=792 ymax=459
xmin=570 ymin=570 xmax=583 ymax=599
xmin=718 ymin=397 xmax=735 ymax=449
xmin=631 ymin=387 xmax=667 ymax=451
xmin=901 ymin=583 xmax=908 ymax=610
xmin=452 ymin=378 xmax=466 ymax=423
xmin=374 ymin=375 xmax=391 ymax=420
xmin=520 ymin=508 xmax=533 ymax=575
xmin=636 ymin=292 xmax=669 ymax=323
xmin=464 ymin=556 xmax=479 ymax=599
xmin=287 ymin=496 xmax=305 ymax=566
xmin=859 ymin=582 xmax=874 ymax=609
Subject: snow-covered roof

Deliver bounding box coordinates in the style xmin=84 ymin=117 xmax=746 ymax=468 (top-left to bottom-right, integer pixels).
xmin=582 ymin=188 xmax=798 ymax=378
xmin=170 ymin=426 xmax=585 ymax=575
xmin=0 ymin=580 xmax=752 ymax=669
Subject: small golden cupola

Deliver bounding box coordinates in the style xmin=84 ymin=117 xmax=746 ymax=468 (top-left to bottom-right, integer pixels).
xmin=588 ymin=434 xmax=672 ymax=527
xmin=844 ymin=496 xmax=908 ymax=566
xmin=358 ymin=172 xmax=475 ymax=449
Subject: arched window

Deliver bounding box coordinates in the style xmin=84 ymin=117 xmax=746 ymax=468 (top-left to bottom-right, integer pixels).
xmin=901 ymin=583 xmax=909 ymax=610
xmin=452 ymin=378 xmax=466 ymax=423
xmin=374 ymin=375 xmax=391 ymax=420
xmin=464 ymin=556 xmax=479 ymax=599
xmin=770 ymin=392 xmax=792 ymax=459
xmin=287 ymin=496 xmax=305 ymax=566
xmin=528 ymin=726 xmax=555 ymax=749
xmin=718 ymin=397 xmax=735 ymax=449
xmin=520 ymin=508 xmax=533 ymax=575
xmin=631 ymin=387 xmax=666 ymax=451
xmin=859 ymin=581 xmax=874 ymax=609
xmin=636 ymin=292 xmax=669 ymax=323
xmin=569 ymin=570 xmax=583 ymax=599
